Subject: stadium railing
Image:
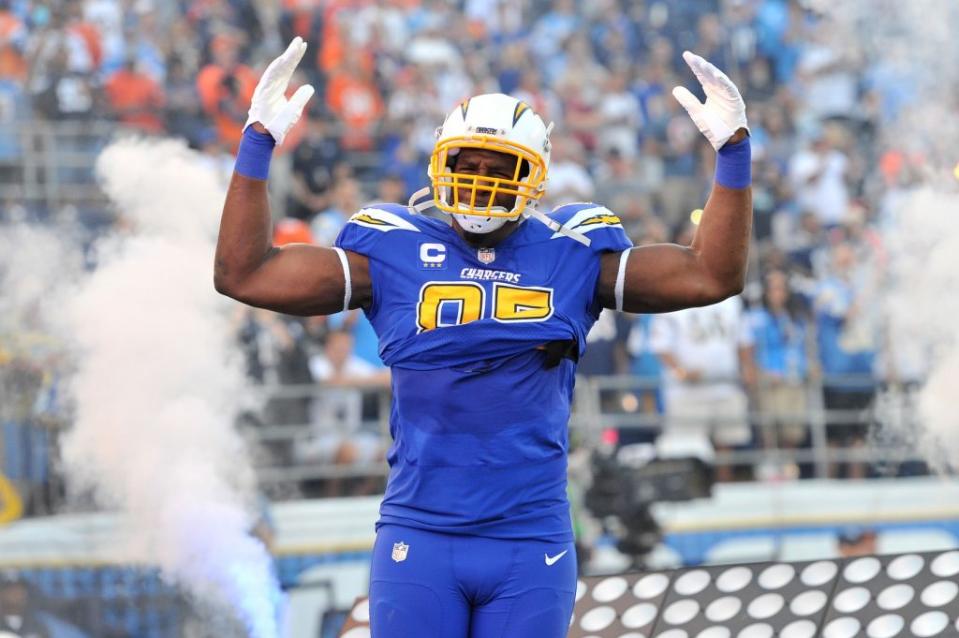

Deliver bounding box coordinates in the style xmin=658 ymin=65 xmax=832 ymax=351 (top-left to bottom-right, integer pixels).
xmin=1 ymin=368 xmax=927 ymax=518
xmin=0 ymin=119 xmax=384 ymax=217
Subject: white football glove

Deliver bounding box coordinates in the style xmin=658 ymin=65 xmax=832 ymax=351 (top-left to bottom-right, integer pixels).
xmin=244 ymin=37 xmax=315 ymax=146
xmin=672 ymin=51 xmax=748 ymax=151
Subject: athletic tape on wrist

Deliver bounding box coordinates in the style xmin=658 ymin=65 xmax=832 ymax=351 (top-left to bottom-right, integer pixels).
xmin=333 ymin=247 xmax=352 ymax=313
xmin=235 ymin=127 xmax=276 ymax=180
xmin=715 ymin=136 xmax=751 ymax=189
xmin=615 ymin=248 xmax=631 ymax=312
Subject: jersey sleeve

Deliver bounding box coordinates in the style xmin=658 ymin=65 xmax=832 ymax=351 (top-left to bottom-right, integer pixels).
xmin=549 ymin=203 xmax=633 ymax=253
xmin=334 ymin=203 xmax=422 ymax=257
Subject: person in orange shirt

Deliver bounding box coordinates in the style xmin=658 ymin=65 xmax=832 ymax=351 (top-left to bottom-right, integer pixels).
xmin=0 ymin=3 xmax=27 ymax=82
xmin=104 ymin=58 xmax=166 ymax=134
xmin=196 ymin=34 xmax=257 ymax=152
xmin=325 ymin=55 xmax=383 ymax=151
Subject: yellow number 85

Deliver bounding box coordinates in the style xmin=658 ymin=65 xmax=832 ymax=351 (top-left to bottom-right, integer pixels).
xmin=417 ymin=282 xmax=554 ymax=333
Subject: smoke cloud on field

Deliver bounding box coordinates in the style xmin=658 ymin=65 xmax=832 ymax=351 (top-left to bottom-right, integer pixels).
xmin=0 ymin=138 xmax=279 ymax=637
xmin=819 ymin=0 xmax=959 ymax=470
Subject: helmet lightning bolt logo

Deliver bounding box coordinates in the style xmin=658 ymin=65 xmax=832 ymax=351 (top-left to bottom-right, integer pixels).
xmin=512 ymin=101 xmax=530 ymax=126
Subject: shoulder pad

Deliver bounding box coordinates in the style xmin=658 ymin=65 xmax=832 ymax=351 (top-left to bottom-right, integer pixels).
xmin=549 ymin=203 xmax=625 ymax=237
xmin=548 ymin=204 xmax=631 ymax=255
xmin=346 ymin=203 xmax=422 ymax=233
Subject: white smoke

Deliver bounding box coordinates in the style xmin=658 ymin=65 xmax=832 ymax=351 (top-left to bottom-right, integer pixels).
xmin=2 ymin=137 xmax=280 ymax=637
xmin=0 ymin=222 xmax=84 ymax=338
xmin=818 ymin=0 xmax=959 ymax=470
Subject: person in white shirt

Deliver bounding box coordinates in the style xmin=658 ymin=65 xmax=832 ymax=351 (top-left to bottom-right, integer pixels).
xmin=788 ymin=126 xmax=850 ymax=228
xmin=296 ymin=329 xmax=390 ymax=494
xmin=650 ymin=295 xmax=757 ymax=481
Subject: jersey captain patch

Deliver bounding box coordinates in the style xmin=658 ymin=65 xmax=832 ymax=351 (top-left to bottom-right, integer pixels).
xmin=550 ymin=206 xmax=624 ymax=239
xmin=348 ymin=207 xmax=421 ymax=233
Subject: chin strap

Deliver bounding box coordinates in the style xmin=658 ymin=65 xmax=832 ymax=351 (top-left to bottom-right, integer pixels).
xmin=407 ymin=186 xmax=433 ymax=214
xmin=523 ymin=207 xmax=591 ymax=247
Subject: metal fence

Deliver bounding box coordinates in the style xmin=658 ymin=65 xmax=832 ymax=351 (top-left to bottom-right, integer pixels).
xmin=241 ymin=372 xmax=928 ymax=492
xmin=0 ymin=372 xmax=927 ymax=518
xmin=0 ymin=119 xmax=383 ymax=219
xmin=0 ymin=120 xmax=114 ymax=211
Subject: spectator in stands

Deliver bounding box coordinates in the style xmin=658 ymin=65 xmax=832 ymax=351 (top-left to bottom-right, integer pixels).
xmin=325 ymin=55 xmax=383 ymax=152
xmin=195 ymin=32 xmax=257 ymax=152
xmin=0 ymin=2 xmax=27 ymax=84
xmin=529 ymin=0 xmax=581 ymax=70
xmin=32 ymin=44 xmax=96 ymax=122
xmin=329 ymin=309 xmax=385 ymax=370
xmin=163 ymin=56 xmax=206 ymax=145
xmin=541 ymin=137 xmax=593 ymax=210
xmin=782 ymin=209 xmax=824 ymax=275
xmin=375 ymin=173 xmax=407 ymax=205
xmin=579 ymin=308 xmax=632 ymax=419
xmin=815 ymin=240 xmax=878 ymax=479
xmin=659 ymin=102 xmax=706 ymax=228
xmin=103 ymin=56 xmax=165 ymax=134
xmin=296 ymin=329 xmax=389 ymax=496
xmin=788 ymin=125 xmax=852 ymax=229
xmin=287 ymin=110 xmax=343 ymax=221
xmin=510 ymin=67 xmax=561 ymax=125
xmin=795 ymin=25 xmax=859 ymax=122
xmin=596 ymin=66 xmax=642 ymax=159
xmin=0 ymin=77 xmax=28 ymax=182
xmin=248 ymin=309 xmax=314 ymax=428
xmin=650 ymin=245 xmax=757 ymax=481
xmin=382 ymin=133 xmax=428 ymax=200
xmin=0 ymin=571 xmax=49 ymax=638
xmin=594 ymin=148 xmax=656 ymax=238
xmin=750 ymin=269 xmax=810 ymax=480
xmin=310 ymin=178 xmax=363 ymax=247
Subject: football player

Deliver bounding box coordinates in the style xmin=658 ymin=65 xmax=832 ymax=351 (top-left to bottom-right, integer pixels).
xmin=215 ymin=38 xmax=751 ymax=638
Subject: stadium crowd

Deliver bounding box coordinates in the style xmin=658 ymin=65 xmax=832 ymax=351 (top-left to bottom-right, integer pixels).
xmin=0 ymin=0 xmax=935 ymax=515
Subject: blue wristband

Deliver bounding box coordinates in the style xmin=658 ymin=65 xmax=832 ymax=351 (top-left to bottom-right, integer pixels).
xmin=235 ymin=127 xmax=276 ymax=180
xmin=715 ymin=136 xmax=751 ymax=189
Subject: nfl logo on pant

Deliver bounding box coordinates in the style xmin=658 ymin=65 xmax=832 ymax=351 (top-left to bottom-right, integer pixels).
xmin=391 ymin=542 xmax=409 ymax=562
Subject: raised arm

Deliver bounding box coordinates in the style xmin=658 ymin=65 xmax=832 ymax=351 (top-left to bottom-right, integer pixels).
xmin=597 ymin=51 xmax=751 ymax=313
xmin=213 ymin=38 xmax=371 ymax=316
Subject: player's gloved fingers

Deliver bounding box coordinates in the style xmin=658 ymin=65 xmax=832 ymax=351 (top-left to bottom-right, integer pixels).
xmin=276 ymin=37 xmax=305 ymax=69
xmin=672 ymin=86 xmax=703 ymax=115
xmin=254 ymin=38 xmax=305 ymax=100
xmin=682 ymin=50 xmax=713 ymax=88
xmin=274 ymin=39 xmax=308 ymax=88
xmin=287 ymin=84 xmax=316 ymax=117
xmin=269 ymin=84 xmax=315 ymax=144
xmin=714 ymin=73 xmax=744 ymax=103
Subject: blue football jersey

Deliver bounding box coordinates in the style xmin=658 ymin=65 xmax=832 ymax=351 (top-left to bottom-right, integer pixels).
xmin=335 ymin=202 xmax=632 ymax=541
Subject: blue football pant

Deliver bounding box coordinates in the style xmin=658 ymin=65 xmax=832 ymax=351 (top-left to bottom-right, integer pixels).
xmin=369 ymin=524 xmax=577 ymax=638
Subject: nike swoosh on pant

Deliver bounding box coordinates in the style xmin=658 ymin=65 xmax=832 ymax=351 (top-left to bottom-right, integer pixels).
xmin=545 ymin=550 xmax=568 ymax=566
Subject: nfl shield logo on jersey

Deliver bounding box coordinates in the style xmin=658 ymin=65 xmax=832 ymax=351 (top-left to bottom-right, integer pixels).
xmin=391 ymin=542 xmax=409 ymax=562
xmin=477 ymin=247 xmax=495 ymax=264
